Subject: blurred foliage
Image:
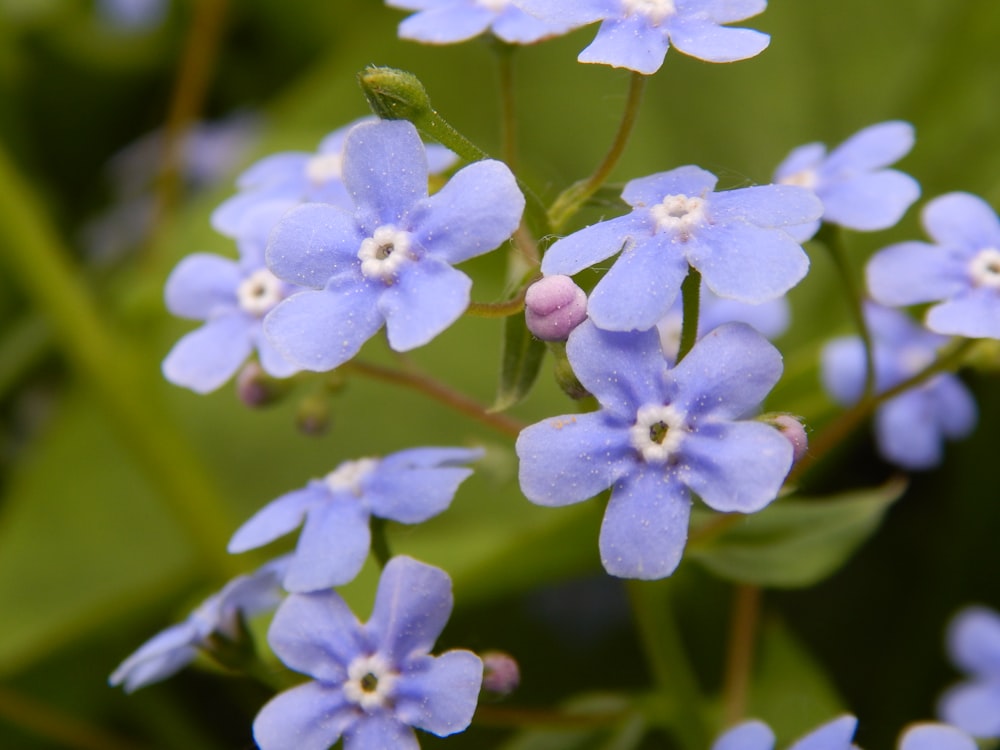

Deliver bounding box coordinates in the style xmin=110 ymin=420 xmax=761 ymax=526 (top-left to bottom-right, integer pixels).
xmin=1 ymin=0 xmax=1000 ymax=748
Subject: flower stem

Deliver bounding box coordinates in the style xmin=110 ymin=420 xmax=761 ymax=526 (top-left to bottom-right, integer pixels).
xmin=341 ymin=359 xmax=527 ymax=439
xmin=492 ymin=39 xmax=519 ymax=172
xmin=787 ymin=336 xmax=978 ymax=485
xmin=548 ymin=72 xmax=647 ymax=232
xmin=466 ymin=288 xmax=527 ymax=318
xmin=676 ymin=267 xmax=702 ymax=363
xmin=474 ymin=704 xmax=629 ymax=729
xmin=0 ymin=144 xmax=240 ymax=578
xmin=626 ymin=579 xmax=709 ymax=750
xmin=721 ymin=584 xmax=761 ymax=726
xmin=816 ymin=224 xmax=877 ymax=398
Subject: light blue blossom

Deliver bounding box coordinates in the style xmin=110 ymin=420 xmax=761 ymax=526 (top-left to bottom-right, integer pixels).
xmin=712 ymin=715 xmax=858 ymax=750
xmin=821 ymin=304 xmax=976 ymax=470
xmin=775 ymin=121 xmax=920 ymax=240
xmin=162 ymin=200 xmax=302 ymax=394
xmin=262 ymin=119 xmax=524 ymax=371
xmin=899 ymin=723 xmax=976 ymax=750
xmin=866 ymin=192 xmax=1000 ymax=339
xmin=97 ymin=0 xmax=167 ymax=30
xmin=938 ymin=606 xmax=1000 ymax=738
xmin=541 ymin=165 xmax=820 ymax=332
xmin=229 ymin=447 xmax=482 ymax=592
xmin=211 ymin=117 xmax=457 ymax=237
xmin=109 ymin=557 xmax=287 ymax=693
xmin=387 ymin=0 xmax=573 ymax=45
xmin=252 ymin=556 xmax=482 ymax=750
xmin=516 ymin=321 xmax=792 ymax=579
xmin=519 ymin=0 xmax=770 ymax=73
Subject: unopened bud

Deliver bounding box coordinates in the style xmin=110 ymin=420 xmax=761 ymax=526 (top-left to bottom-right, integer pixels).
xmin=296 ymin=392 xmax=331 ymax=436
xmin=481 ymin=651 xmax=520 ymax=700
xmin=766 ymin=413 xmax=809 ymax=463
xmin=236 ymin=361 xmax=291 ymax=408
xmin=525 ymin=275 xmax=588 ymax=342
xmin=358 ymin=66 xmax=433 ymax=124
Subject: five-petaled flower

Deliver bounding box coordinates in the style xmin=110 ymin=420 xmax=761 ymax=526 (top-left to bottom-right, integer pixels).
xmin=228 ymin=446 xmax=482 ymax=592
xmin=519 ymin=0 xmax=771 ymax=74
xmin=541 ymin=164 xmax=820 ymax=332
xmin=386 ymin=0 xmax=574 ymax=45
xmin=516 ymin=321 xmax=792 ymax=579
xmin=774 ymin=120 xmax=920 ymax=240
xmin=252 ymin=556 xmax=482 ymax=750
xmin=262 ymin=119 xmax=524 ymax=371
xmin=821 ymin=304 xmax=976 ymax=470
xmin=109 ymin=557 xmax=288 ymax=692
xmin=937 ymin=605 xmax=1000 ymax=738
xmin=711 ymin=714 xmax=858 ymax=750
xmin=866 ymin=192 xmax=1000 ymax=340
xmin=162 ymin=200 xmax=302 ymax=394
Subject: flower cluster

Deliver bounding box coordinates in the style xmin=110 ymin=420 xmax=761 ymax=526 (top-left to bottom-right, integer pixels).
xmin=938 ymin=605 xmax=1000 ymax=738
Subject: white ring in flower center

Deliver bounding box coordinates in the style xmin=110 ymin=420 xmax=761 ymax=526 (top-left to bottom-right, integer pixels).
xmin=777 ymin=169 xmax=819 ymax=191
xmin=305 ymin=151 xmax=344 ymax=185
xmin=358 ymin=225 xmax=414 ymax=282
xmin=968 ymin=247 xmax=1000 ymax=290
xmin=237 ymin=269 xmax=285 ymax=316
xmin=623 ymin=0 xmax=676 ymax=24
xmin=651 ymin=194 xmax=707 ymax=238
xmin=325 ymin=458 xmax=378 ymax=496
xmin=630 ymin=404 xmax=687 ymax=463
xmin=342 ymin=654 xmax=398 ymax=711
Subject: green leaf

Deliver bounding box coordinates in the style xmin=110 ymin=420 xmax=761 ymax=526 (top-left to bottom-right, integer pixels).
xmin=687 ymin=479 xmax=906 ymax=588
xmin=492 ymin=311 xmax=546 ymax=412
xmin=499 ymin=694 xmax=642 ymax=750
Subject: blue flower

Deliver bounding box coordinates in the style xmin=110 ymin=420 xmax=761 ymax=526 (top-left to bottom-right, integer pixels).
xmin=212 ymin=117 xmax=457 ymax=237
xmin=229 ymin=447 xmax=482 ymax=592
xmin=821 ymin=304 xmax=976 ymax=470
xmin=541 ymin=165 xmax=820 ymax=332
xmin=866 ymin=192 xmax=1000 ymax=339
xmin=938 ymin=606 xmax=1000 ymax=738
xmin=712 ymin=715 xmax=857 ymax=750
xmin=899 ymin=723 xmax=977 ymax=750
xmin=518 ymin=0 xmax=770 ymax=73
xmin=109 ymin=557 xmax=288 ymax=692
xmin=97 ymin=0 xmax=167 ymax=30
xmin=252 ymin=556 xmax=482 ymax=750
xmin=162 ymin=200 xmax=302 ymax=394
xmin=774 ymin=121 xmax=920 ymax=240
xmin=387 ymin=0 xmax=574 ymax=45
xmin=516 ymin=321 xmax=792 ymax=579
xmin=262 ymin=119 xmax=524 ymax=371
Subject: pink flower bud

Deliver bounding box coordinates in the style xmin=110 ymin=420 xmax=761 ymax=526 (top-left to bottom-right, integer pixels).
xmin=771 ymin=414 xmax=808 ymax=463
xmin=481 ymin=651 xmax=520 ymax=699
xmin=525 ymin=275 xmax=588 ymax=341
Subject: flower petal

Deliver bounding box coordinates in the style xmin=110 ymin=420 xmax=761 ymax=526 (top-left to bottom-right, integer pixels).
xmin=517 ymin=411 xmax=634 ymax=507
xmin=266 ymin=203 xmax=363 ymax=289
xmin=394 ymin=651 xmax=483 ymax=736
xmin=228 ymin=484 xmax=324 ymax=554
xmin=821 ymin=170 xmax=920 ymax=231
xmin=410 ymin=159 xmax=524 ymax=264
xmin=820 ymin=336 xmax=866 ymax=406
xmin=263 ymin=285 xmax=384 ymax=371
xmin=162 ymin=314 xmax=253 ymax=394
xmin=164 ymin=253 xmax=241 ymax=319
xmin=599 ymin=466 xmax=692 ymax=579
xmin=667 ymin=16 xmax=769 ymax=63
xmin=874 ymin=390 xmax=945 ymax=470
xmin=541 ymin=213 xmax=647 ymax=276
xmin=899 ymin=722 xmax=979 ymax=750
xmin=774 ymin=142 xmax=825 ymax=182
xmin=787 ymin=714 xmax=858 ymax=750
xmin=365 ymin=466 xmax=473 ymax=524
xmin=679 ymin=420 xmax=791 ymax=513
xmin=578 ymin=16 xmax=670 ymax=74
xmin=947 ymin=606 xmax=1000 ymax=677
xmin=377 ymin=446 xmax=483 ymax=471
xmin=378 ymin=257 xmax=472 ymax=351
xmin=706 ymin=0 xmax=767 ymax=23
xmin=343 ymin=120 xmax=428 ymax=229
xmin=865 ymin=241 xmax=966 ymax=306
xmin=709 ymin=184 xmax=823 ymax=229
xmin=622 ymin=165 xmax=718 ymax=208
xmin=937 ymin=681 xmax=1000 ymax=738
xmin=926 ymin=288 xmax=1000 ymax=339
xmin=712 ymin=720 xmax=774 ymax=750
xmin=253 ymin=682 xmax=357 ymax=750
xmin=366 ymin=556 xmax=453 ymax=665
xmin=930 ymin=375 xmax=977 ymax=440
xmin=824 ymin=121 xmax=915 ymax=174
xmin=922 ymin=192 xmax=1000 ymax=249
xmin=397 ymin=5 xmax=494 ymax=44
xmin=668 ymin=323 xmax=784 ymax=420
xmin=110 ymin=621 xmax=200 ymax=692
xmin=285 ymin=498 xmax=372 ymax=592
xmin=343 ymin=712 xmax=419 ymax=750
xmin=268 ymin=591 xmax=365 ymax=682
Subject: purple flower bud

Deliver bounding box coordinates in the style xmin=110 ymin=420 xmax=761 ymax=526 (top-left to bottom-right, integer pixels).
xmin=481 ymin=651 xmax=520 ymax=699
xmin=768 ymin=414 xmax=809 ymax=464
xmin=525 ymin=275 xmax=588 ymax=341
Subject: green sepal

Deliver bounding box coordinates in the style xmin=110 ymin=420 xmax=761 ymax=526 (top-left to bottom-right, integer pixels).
xmin=492 ymin=311 xmax=547 ymax=412
xmin=687 ymin=478 xmax=906 ymax=588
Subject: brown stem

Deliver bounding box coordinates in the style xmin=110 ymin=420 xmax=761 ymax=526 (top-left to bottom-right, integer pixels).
xmin=721 ymin=584 xmax=761 ymax=726
xmin=341 ymin=360 xmax=526 ymax=439
xmin=473 ymin=704 xmax=628 ymax=729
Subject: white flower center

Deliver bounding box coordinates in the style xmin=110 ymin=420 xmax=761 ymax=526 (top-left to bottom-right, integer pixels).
xmin=622 ymin=0 xmax=676 ymax=23
xmin=305 ymin=151 xmax=344 ymax=185
xmin=358 ymin=225 xmax=414 ymax=282
xmin=778 ymin=169 xmax=819 ymax=190
xmin=651 ymin=194 xmax=707 ymax=238
xmin=342 ymin=654 xmax=398 ymax=711
xmin=476 ymin=0 xmax=509 ymax=11
xmin=236 ymin=269 xmax=285 ymax=316
xmin=324 ymin=458 xmax=378 ymax=495
xmin=630 ymin=404 xmax=688 ymax=463
xmin=968 ymin=247 xmax=1000 ymax=289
